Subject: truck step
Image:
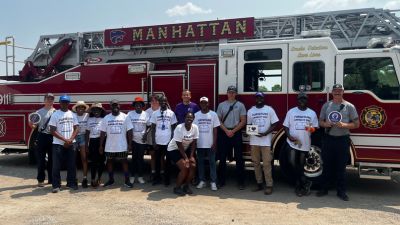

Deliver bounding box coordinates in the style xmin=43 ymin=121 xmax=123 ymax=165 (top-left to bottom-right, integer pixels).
xmin=358 ymin=164 xmax=392 ymax=180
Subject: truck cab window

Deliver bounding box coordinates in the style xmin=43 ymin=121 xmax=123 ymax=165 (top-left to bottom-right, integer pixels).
xmin=343 ymin=57 xmax=400 ymax=100
xmin=243 ymin=62 xmax=282 ymax=92
xmin=293 ymin=61 xmax=325 ymax=91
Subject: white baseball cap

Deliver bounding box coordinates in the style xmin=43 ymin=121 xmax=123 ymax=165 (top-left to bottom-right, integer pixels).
xmin=200 ymin=96 xmax=209 ymax=102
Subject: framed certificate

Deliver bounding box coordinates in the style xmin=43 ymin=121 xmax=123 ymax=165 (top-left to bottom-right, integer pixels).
xmin=246 ymin=125 xmax=259 ymax=135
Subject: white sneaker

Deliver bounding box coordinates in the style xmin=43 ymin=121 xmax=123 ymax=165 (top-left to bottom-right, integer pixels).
xmin=196 ymin=181 xmax=206 ymax=189
xmin=52 ymin=187 xmax=60 ymax=193
xmin=137 ymin=177 xmax=145 ymax=184
xmin=211 ymin=182 xmax=218 ymax=191
xmin=130 ymin=177 xmax=135 ymax=184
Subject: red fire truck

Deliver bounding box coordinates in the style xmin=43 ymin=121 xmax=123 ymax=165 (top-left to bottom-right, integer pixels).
xmin=1 ymin=8 xmax=400 ymax=180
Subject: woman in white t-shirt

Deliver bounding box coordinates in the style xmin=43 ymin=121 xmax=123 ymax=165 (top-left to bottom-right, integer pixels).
xmin=167 ymin=112 xmax=199 ymax=196
xmin=85 ymin=102 xmax=106 ymax=188
xmin=72 ymin=101 xmax=90 ymax=188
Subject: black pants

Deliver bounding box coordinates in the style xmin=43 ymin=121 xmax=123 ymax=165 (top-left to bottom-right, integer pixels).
xmin=289 ymin=147 xmax=308 ymax=188
xmin=88 ymin=138 xmax=105 ymax=181
xmin=130 ymin=141 xmax=146 ymax=177
xmin=217 ymin=129 xmax=245 ymax=185
xmin=36 ymin=133 xmax=53 ymax=183
xmin=155 ymin=144 xmax=169 ymax=181
xmin=320 ymin=135 xmax=350 ymax=194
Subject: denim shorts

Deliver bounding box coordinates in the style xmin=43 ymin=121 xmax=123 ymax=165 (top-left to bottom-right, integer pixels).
xmin=75 ymin=134 xmax=86 ymax=147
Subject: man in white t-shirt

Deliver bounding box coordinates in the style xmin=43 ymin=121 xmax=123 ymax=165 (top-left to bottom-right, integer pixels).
xmin=194 ymin=97 xmax=220 ymax=191
xmin=283 ymin=92 xmax=319 ymax=197
xmin=151 ymin=96 xmax=177 ymax=186
xmin=49 ymin=94 xmax=79 ymax=193
xmin=99 ymin=100 xmax=134 ymax=188
xmin=127 ymin=96 xmax=150 ymax=184
xmin=247 ymin=92 xmax=279 ymax=195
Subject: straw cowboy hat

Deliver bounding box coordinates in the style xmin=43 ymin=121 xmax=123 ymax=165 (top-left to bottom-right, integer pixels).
xmin=72 ymin=101 xmax=89 ymax=112
xmin=89 ymin=102 xmax=105 ymax=112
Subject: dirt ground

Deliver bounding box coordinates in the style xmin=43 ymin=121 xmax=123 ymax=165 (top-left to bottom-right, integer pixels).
xmin=0 ymin=153 xmax=399 ymax=225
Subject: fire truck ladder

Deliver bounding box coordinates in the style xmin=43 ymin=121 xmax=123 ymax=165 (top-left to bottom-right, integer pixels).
xmin=23 ymin=8 xmax=400 ymax=76
xmin=254 ymin=8 xmax=400 ymax=49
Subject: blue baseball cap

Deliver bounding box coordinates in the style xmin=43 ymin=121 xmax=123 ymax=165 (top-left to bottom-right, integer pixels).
xmin=59 ymin=95 xmax=71 ymax=102
xmin=255 ymin=92 xmax=264 ymax=97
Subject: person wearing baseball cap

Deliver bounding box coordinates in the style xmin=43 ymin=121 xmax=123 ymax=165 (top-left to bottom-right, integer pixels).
xmin=216 ymin=85 xmax=247 ymax=189
xmin=194 ymin=96 xmax=220 ymax=191
xmin=283 ymin=92 xmax=318 ymax=197
xmin=49 ymin=94 xmax=79 ymax=193
xmin=247 ymin=92 xmax=279 ymax=195
xmin=72 ymin=101 xmax=90 ymax=188
xmin=127 ymin=96 xmax=150 ymax=185
xmin=99 ymin=99 xmax=134 ymax=188
xmin=29 ymin=93 xmax=56 ymax=187
xmin=317 ymin=84 xmax=359 ymax=201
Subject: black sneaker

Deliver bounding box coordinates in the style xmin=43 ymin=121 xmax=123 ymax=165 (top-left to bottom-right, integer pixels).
xmin=82 ymin=178 xmax=88 ymax=188
xmin=183 ymin=184 xmax=193 ymax=195
xmin=252 ymin=183 xmax=263 ymax=192
xmin=316 ymin=189 xmax=328 ymax=197
xmin=66 ymin=184 xmax=78 ymax=190
xmin=173 ymin=187 xmax=185 ymax=196
xmin=124 ymin=180 xmax=134 ymax=188
xmin=103 ymin=179 xmax=115 ymax=187
xmin=163 ymin=174 xmax=170 ymax=186
xmin=295 ymin=187 xmax=303 ymax=197
xmin=152 ymin=177 xmax=161 ymax=186
xmin=337 ymin=192 xmax=349 ymax=201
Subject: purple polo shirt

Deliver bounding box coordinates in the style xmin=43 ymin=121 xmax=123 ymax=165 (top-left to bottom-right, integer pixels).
xmin=175 ymin=102 xmax=200 ymax=124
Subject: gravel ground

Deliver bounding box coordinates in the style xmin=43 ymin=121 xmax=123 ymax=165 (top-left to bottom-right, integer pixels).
xmin=0 ymin=153 xmax=399 ymax=225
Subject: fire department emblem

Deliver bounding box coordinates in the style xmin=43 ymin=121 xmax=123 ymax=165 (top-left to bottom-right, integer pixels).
xmin=110 ymin=30 xmax=126 ymax=44
xmin=0 ymin=118 xmax=6 ymax=137
xmin=360 ymin=105 xmax=387 ymax=129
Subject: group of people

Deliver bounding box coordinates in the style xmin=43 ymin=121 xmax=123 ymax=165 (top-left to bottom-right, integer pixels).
xmin=30 ymin=84 xmax=359 ymax=201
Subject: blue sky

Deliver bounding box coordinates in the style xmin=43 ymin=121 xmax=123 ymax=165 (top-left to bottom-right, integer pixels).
xmin=1 ymin=0 xmax=399 ymax=76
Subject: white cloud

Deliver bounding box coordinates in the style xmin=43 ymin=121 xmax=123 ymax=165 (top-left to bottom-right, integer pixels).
xmin=166 ymin=2 xmax=212 ymax=17
xmin=303 ymin=0 xmax=369 ymax=12
xmin=384 ymin=0 xmax=400 ymax=9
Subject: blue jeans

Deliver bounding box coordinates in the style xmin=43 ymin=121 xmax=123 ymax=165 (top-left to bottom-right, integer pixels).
xmin=197 ymin=148 xmax=217 ymax=183
xmin=52 ymin=144 xmax=77 ymax=188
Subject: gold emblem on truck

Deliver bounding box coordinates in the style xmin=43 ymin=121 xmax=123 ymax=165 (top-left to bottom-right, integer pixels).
xmin=360 ymin=105 xmax=387 ymax=129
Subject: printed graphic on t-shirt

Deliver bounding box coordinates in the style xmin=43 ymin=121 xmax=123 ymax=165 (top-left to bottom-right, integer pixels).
xmin=108 ymin=120 xmax=124 ymax=134
xmin=293 ymin=115 xmax=312 ymax=130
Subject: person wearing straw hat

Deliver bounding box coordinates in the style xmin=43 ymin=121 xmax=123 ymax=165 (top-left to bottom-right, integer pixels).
xmin=85 ymin=102 xmax=106 ymax=188
xmin=127 ymin=96 xmax=150 ymax=184
xmin=72 ymin=101 xmax=90 ymax=188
